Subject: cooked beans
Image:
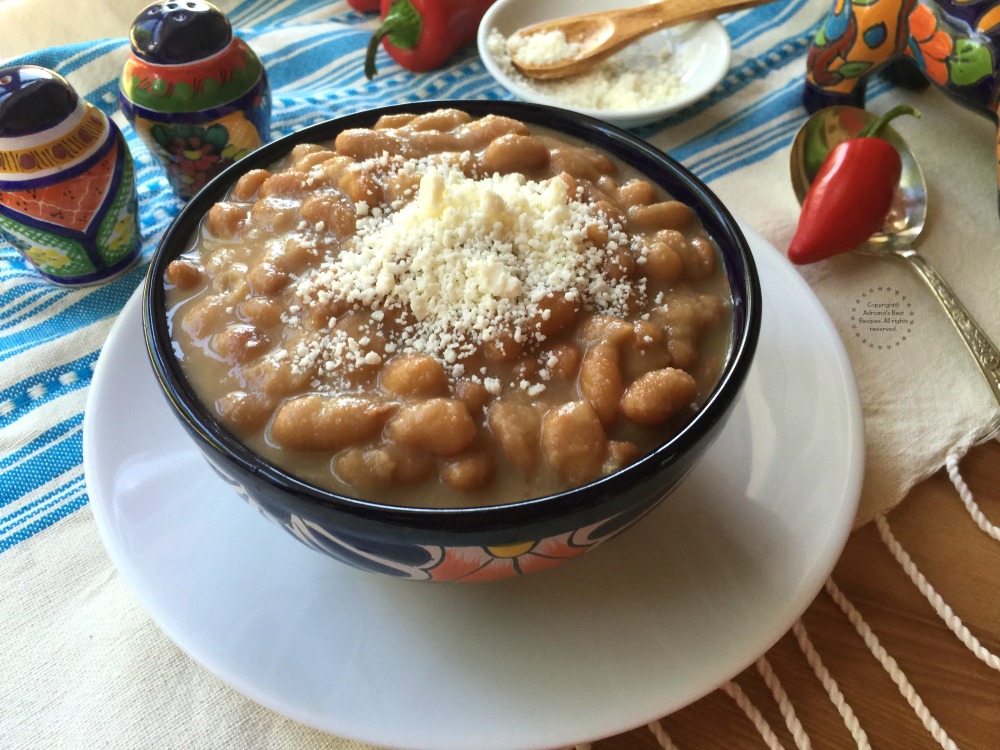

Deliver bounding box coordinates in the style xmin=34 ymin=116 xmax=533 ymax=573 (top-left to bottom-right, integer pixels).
xmin=406 ymin=108 xmax=471 ymax=132
xmin=206 ymin=202 xmax=249 ymax=238
xmin=238 ymin=296 xmax=283 ymax=328
xmin=215 ymin=390 xmax=273 ymax=431
xmin=455 ymin=379 xmax=489 ymax=414
xmin=578 ymin=342 xmax=624 ymax=427
xmin=333 ymin=443 xmax=433 ymax=489
xmin=231 ymin=169 xmax=270 ymax=201
xmin=259 ymin=171 xmax=309 ymax=199
xmin=488 ymin=400 xmax=541 ymax=474
xmin=300 ymin=192 xmax=356 ymax=235
xmin=541 ymin=401 xmax=607 ymax=486
xmin=618 ymin=178 xmax=656 ymax=207
xmin=165 ymin=109 xmax=732 ymax=508
xmin=213 ymin=324 xmax=269 ymax=364
xmin=270 ymin=394 xmax=397 ymax=452
xmin=165 ymin=258 xmax=203 ymax=290
xmin=543 ymin=344 xmax=581 ymax=380
xmin=379 ymin=354 xmax=449 ymax=397
xmin=385 ymin=399 xmax=477 ymax=457
xmin=627 ymin=200 xmax=694 ymax=232
xmin=620 ymin=368 xmax=698 ymax=425
xmin=482 ymin=134 xmax=549 ymax=175
xmin=639 ymin=236 xmax=684 ymax=283
xmin=441 ymin=450 xmax=495 ymax=492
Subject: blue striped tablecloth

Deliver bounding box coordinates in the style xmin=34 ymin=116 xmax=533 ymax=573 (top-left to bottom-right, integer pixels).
xmin=3 ymin=1 xmax=998 ymax=747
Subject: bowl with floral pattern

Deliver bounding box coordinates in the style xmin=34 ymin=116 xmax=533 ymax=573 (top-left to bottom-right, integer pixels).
xmin=143 ymin=99 xmax=760 ymax=582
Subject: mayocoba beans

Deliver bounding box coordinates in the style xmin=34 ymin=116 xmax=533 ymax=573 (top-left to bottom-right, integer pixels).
xmin=164 ymin=109 xmax=732 ymax=508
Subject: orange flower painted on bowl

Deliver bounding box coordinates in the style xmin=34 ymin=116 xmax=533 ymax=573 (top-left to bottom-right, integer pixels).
xmin=273 ymin=497 xmax=657 ymax=582
xmin=427 ymin=538 xmax=591 ymax=582
xmin=906 ymin=4 xmax=953 ymax=85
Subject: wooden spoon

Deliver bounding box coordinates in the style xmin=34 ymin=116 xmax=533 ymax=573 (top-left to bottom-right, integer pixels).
xmin=509 ymin=0 xmax=773 ymax=79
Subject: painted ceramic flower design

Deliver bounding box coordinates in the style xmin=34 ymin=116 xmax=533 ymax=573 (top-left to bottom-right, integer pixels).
xmin=806 ymin=0 xmax=994 ymax=94
xmin=804 ymin=0 xmax=1000 ymax=212
xmin=0 ymin=66 xmax=140 ymax=286
xmin=143 ymin=99 xmax=760 ymax=585
xmin=285 ymin=505 xmax=656 ymax=582
xmin=151 ymin=120 xmax=252 ymax=196
xmin=119 ymin=0 xmax=270 ymax=200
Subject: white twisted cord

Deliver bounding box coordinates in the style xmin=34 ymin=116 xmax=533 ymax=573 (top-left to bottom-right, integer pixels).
xmin=790 ymin=620 xmax=871 ymax=749
xmin=824 ymin=578 xmax=960 ymax=750
xmin=720 ymin=680 xmax=789 ymax=750
xmin=647 ymin=720 xmax=680 ymax=750
xmin=945 ymin=449 xmax=1000 ymax=542
xmin=755 ymin=656 xmax=812 ymax=750
xmin=875 ymin=513 xmax=1000 ymax=671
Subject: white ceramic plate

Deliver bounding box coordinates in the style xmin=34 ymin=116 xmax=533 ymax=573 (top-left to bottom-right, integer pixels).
xmin=477 ymin=0 xmax=732 ymax=128
xmin=84 ymin=223 xmax=863 ymax=750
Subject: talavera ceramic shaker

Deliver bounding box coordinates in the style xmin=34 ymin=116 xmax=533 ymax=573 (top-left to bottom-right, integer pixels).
xmin=0 ymin=66 xmax=141 ymax=286
xmin=119 ymin=1 xmax=271 ymax=200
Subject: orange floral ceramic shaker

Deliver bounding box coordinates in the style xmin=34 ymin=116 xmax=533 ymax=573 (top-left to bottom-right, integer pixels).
xmin=119 ymin=1 xmax=271 ymax=200
xmin=0 ymin=66 xmax=141 ymax=286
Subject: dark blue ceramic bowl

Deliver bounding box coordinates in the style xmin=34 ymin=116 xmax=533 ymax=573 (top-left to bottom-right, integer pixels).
xmin=143 ymin=99 xmax=761 ymax=583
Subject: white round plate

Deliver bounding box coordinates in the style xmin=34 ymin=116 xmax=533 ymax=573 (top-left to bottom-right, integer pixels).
xmin=84 ymin=223 xmax=863 ymax=750
xmin=477 ymin=0 xmax=732 ymax=128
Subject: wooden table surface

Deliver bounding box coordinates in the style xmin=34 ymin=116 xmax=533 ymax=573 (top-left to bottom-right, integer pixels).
xmin=593 ymin=437 xmax=1000 ymax=750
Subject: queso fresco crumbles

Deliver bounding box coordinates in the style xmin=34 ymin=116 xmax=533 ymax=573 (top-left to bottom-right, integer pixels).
xmin=165 ymin=108 xmax=733 ymax=508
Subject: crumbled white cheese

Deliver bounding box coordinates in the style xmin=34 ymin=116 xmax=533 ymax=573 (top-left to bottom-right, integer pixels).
xmin=288 ymin=158 xmax=642 ymax=384
xmin=487 ymin=29 xmax=682 ymax=112
xmin=508 ymin=29 xmax=581 ymax=66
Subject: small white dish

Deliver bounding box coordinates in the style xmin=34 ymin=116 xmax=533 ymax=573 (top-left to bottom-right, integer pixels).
xmin=477 ymin=0 xmax=733 ymax=128
xmin=84 ymin=223 xmax=863 ymax=750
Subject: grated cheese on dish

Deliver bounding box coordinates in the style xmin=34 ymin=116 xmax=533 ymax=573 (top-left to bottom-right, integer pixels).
xmin=289 ymin=158 xmax=643 ymax=387
xmin=507 ymin=29 xmax=581 ymax=66
xmin=486 ymin=28 xmax=682 ymax=112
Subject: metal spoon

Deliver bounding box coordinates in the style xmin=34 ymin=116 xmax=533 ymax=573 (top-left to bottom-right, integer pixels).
xmin=508 ymin=0 xmax=772 ymax=80
xmin=789 ymin=105 xmax=1000 ymax=417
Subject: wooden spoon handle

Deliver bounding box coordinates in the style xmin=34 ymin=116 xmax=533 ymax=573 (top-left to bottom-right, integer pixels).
xmin=612 ymin=0 xmax=771 ymax=32
xmin=521 ymin=0 xmax=770 ymax=41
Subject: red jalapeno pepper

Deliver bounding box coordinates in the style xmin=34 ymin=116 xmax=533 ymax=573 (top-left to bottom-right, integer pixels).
xmin=348 ymin=0 xmax=381 ymax=12
xmin=788 ymin=105 xmax=919 ymax=265
xmin=364 ymin=0 xmax=497 ymax=79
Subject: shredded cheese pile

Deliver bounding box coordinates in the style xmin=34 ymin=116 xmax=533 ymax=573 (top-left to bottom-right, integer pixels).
xmin=486 ymin=29 xmax=682 ymax=112
xmin=290 ymin=159 xmax=642 ymax=387
xmin=507 ymin=30 xmax=582 ymax=66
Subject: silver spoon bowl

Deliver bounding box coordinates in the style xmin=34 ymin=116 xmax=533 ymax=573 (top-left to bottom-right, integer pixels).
xmin=789 ymin=105 xmax=1000 ymax=419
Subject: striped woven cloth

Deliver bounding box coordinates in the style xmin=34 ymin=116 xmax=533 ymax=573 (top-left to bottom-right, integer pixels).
xmin=4 ymin=0 xmax=998 ymax=747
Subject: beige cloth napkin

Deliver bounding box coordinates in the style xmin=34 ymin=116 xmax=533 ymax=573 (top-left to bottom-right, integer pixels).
xmin=2 ymin=509 xmax=379 ymax=749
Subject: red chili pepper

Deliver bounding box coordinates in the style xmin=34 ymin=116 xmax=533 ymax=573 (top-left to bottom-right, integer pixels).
xmin=348 ymin=0 xmax=381 ymax=12
xmin=364 ymin=0 xmax=496 ymax=79
xmin=788 ymin=105 xmax=919 ymax=265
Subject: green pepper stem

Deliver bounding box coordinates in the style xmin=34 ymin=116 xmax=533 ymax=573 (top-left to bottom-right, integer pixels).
xmin=364 ymin=0 xmax=423 ymax=80
xmin=858 ymin=104 xmax=920 ymax=139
